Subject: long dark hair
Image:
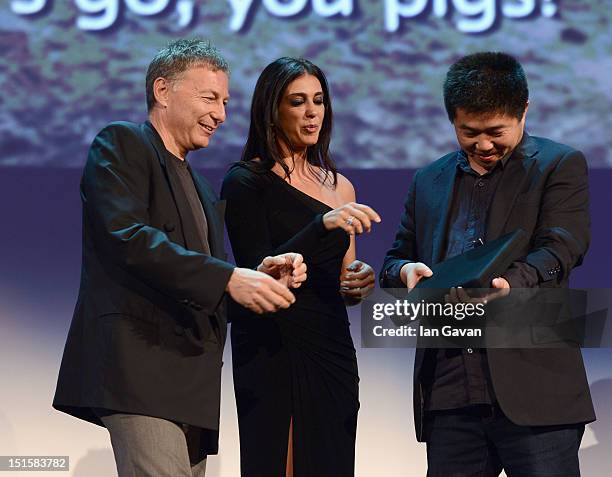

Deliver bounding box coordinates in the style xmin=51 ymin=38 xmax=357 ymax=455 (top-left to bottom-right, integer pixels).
xmin=241 ymin=57 xmax=337 ymax=186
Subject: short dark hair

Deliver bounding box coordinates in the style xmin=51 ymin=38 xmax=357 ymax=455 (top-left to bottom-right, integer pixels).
xmin=241 ymin=57 xmax=337 ymax=186
xmin=145 ymin=38 xmax=229 ymax=112
xmin=443 ymin=52 xmax=529 ymax=122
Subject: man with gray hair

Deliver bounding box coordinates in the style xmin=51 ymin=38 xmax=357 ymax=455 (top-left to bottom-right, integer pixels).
xmin=53 ymin=38 xmax=307 ymax=476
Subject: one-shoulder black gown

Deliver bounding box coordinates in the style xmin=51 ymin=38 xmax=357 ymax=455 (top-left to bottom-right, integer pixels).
xmin=221 ymin=164 xmax=359 ymax=477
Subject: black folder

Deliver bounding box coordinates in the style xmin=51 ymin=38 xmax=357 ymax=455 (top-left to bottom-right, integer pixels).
xmin=416 ymin=229 xmax=529 ymax=290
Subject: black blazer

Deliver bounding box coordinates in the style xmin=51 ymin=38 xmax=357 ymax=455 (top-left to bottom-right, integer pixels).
xmin=53 ymin=121 xmax=235 ymax=453
xmin=380 ymin=134 xmax=596 ymax=440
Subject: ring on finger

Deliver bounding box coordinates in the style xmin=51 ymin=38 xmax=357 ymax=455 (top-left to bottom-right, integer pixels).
xmin=346 ymin=215 xmax=355 ymax=226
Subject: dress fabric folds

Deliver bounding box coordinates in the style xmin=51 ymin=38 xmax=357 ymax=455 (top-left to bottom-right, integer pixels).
xmin=221 ymin=164 xmax=359 ymax=477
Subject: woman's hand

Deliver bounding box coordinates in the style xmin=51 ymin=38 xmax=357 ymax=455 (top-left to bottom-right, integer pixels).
xmin=340 ymin=260 xmax=375 ymax=302
xmin=257 ymin=253 xmax=307 ymax=289
xmin=323 ymin=202 xmax=381 ymax=235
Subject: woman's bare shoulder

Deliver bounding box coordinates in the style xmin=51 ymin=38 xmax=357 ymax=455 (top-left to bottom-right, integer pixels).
xmin=335 ymin=172 xmax=356 ymax=202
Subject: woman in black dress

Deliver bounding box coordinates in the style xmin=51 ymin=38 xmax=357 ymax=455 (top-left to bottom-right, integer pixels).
xmin=221 ymin=57 xmax=380 ymax=477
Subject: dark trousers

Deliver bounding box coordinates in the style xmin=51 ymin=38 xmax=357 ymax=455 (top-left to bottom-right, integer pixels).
xmin=425 ymin=405 xmax=584 ymax=477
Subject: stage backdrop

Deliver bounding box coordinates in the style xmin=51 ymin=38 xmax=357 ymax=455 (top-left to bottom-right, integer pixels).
xmin=1 ymin=0 xmax=611 ymax=167
xmin=1 ymin=1 xmax=612 ymax=476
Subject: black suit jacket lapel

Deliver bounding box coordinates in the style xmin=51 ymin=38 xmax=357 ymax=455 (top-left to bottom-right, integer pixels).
xmin=143 ymin=122 xmax=205 ymax=253
xmin=485 ymin=133 xmax=539 ymax=240
xmin=189 ymin=168 xmax=225 ymax=259
xmin=430 ymin=158 xmax=458 ymax=264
